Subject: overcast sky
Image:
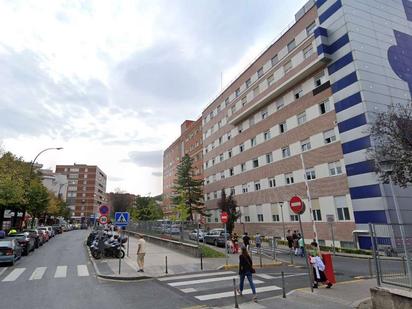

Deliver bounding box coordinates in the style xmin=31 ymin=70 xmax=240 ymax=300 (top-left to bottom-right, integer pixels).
xmin=0 ymin=0 xmax=307 ymax=196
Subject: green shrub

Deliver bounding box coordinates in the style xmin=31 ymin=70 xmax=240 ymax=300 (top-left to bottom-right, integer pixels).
xmin=200 ymin=245 xmax=225 ymax=258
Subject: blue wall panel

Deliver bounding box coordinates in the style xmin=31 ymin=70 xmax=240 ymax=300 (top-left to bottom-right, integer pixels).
xmin=350 ymin=184 xmax=382 ymax=199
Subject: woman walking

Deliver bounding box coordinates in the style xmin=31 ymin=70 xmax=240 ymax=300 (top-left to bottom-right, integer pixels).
xmin=309 ymin=241 xmax=332 ymax=288
xmin=237 ymin=247 xmax=257 ymax=302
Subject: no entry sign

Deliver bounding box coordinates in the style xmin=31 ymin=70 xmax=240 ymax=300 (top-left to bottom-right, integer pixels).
xmin=289 ymin=196 xmax=305 ymax=215
xmin=220 ymin=211 xmax=229 ymax=224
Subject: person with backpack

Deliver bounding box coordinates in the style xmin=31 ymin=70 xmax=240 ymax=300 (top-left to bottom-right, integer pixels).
xmin=237 ymin=246 xmax=257 ymax=302
xmin=309 ymin=241 xmax=332 ymax=288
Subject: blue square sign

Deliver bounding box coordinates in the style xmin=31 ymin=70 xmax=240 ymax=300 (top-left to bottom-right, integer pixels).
xmin=114 ymin=212 xmax=129 ymax=227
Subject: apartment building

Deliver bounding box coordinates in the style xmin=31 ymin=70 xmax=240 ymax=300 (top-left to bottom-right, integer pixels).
xmin=162 ymin=118 xmax=203 ymax=216
xmin=201 ymin=0 xmax=412 ymax=249
xmin=55 ymin=164 xmax=107 ymax=219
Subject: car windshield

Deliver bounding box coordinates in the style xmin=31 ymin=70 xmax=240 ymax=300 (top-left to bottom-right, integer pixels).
xmin=0 ymin=240 xmax=12 ymax=246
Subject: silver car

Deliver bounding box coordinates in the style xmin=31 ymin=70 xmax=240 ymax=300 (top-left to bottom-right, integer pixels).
xmin=189 ymin=229 xmax=205 ymax=242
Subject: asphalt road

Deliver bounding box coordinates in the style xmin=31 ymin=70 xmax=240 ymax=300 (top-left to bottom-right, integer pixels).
xmin=0 ymin=230 xmax=198 ymax=309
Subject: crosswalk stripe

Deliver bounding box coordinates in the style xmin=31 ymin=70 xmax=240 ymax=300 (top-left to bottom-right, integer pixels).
xmin=180 ymin=288 xmax=197 ymax=293
xmin=256 ymin=274 xmax=275 ymax=279
xmin=0 ymin=267 xmax=8 ymax=278
xmin=54 ymin=266 xmax=67 ymax=278
xmin=159 ymin=271 xmax=235 ymax=281
xmin=195 ymin=285 xmax=282 ymax=301
xmin=169 ymin=276 xmax=264 ymax=287
xmin=77 ymin=265 xmax=89 ymax=277
xmin=29 ymin=267 xmax=47 ymax=280
xmin=2 ymin=268 xmax=25 ymax=282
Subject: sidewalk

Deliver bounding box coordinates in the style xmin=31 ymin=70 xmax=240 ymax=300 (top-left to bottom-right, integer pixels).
xmin=211 ymin=278 xmax=375 ymax=309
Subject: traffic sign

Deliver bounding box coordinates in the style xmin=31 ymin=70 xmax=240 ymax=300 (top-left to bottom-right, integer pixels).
xmin=114 ymin=212 xmax=129 ymax=227
xmin=98 ymin=215 xmax=108 ymax=225
xmin=220 ymin=211 xmax=229 ymax=224
xmin=99 ymin=205 xmax=109 ymax=216
xmin=289 ymin=196 xmax=305 ymax=215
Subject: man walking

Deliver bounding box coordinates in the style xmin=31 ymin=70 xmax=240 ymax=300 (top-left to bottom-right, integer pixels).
xmin=243 ymin=232 xmax=251 ymax=250
xmin=286 ymin=230 xmax=293 ymax=254
xmin=136 ymin=234 xmax=146 ymax=272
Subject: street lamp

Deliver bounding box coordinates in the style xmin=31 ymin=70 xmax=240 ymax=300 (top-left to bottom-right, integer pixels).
xmin=378 ymin=159 xmax=412 ymax=286
xmin=280 ymin=202 xmax=286 ymax=240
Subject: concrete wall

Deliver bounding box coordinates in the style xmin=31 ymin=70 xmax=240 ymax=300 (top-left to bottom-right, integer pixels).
xmin=371 ymin=286 xmax=412 ymax=309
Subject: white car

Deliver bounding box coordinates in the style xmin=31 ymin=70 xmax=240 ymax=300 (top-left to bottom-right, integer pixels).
xmin=38 ymin=226 xmax=54 ymax=238
xmin=189 ymin=229 xmax=205 ymax=242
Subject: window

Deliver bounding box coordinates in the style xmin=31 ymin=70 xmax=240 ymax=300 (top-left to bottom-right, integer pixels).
xmin=235 ymin=88 xmax=240 ymax=97
xmin=229 ymin=168 xmax=234 ymax=176
xmin=268 ymin=178 xmax=276 ymax=188
xmin=314 ymin=72 xmax=325 ymax=87
xmin=306 ymin=21 xmax=316 ymax=36
xmin=213 ymin=192 xmax=218 ymax=199
xmin=70 ymin=168 xmax=79 ymax=172
xmin=230 ymin=187 xmax=235 ymax=195
xmin=212 ymin=159 xmax=215 ymax=165
xmin=219 ymin=153 xmax=224 ymax=162
xmin=272 ymin=214 xmax=280 ymax=222
xmin=242 ymin=184 xmax=248 ymax=193
xmin=253 ymin=158 xmax=259 ymax=168
xmin=225 ymin=98 xmax=229 ymax=106
xmin=290 ymin=215 xmax=299 ymax=221
xmin=282 ymin=146 xmax=290 ymax=158
xmin=238 ymin=125 xmax=243 ymax=133
xmin=246 ymin=78 xmax=251 ymax=88
xmin=284 ymin=60 xmax=292 ymax=73
xmin=313 ymin=209 xmax=322 ymax=221
xmin=267 ymin=74 xmax=274 ymax=86
xmin=218 ymin=120 xmax=222 ymax=129
xmin=271 ymin=54 xmax=279 ymax=66
xmin=253 ymin=86 xmax=260 ymax=97
xmin=257 ymin=214 xmax=264 ymax=222
xmin=257 ymin=67 xmax=264 ymax=78
xmin=250 ymin=137 xmax=256 ymax=147
xmin=255 ymin=182 xmax=261 ymax=191
xmin=276 ymin=99 xmax=284 ymax=110
xmin=215 ymin=217 xmax=218 ymax=222
xmin=305 ymin=168 xmax=316 ymax=180
xmin=228 ymin=149 xmax=232 ymax=158
xmin=264 ymin=130 xmax=271 ymax=141
xmin=298 ymin=112 xmax=307 ymax=125
xmin=301 ymin=138 xmax=311 ymax=151
xmin=221 ymin=172 xmax=225 ymax=179
xmin=285 ymin=173 xmax=294 ymax=185
xmin=324 ymin=129 xmax=337 ymax=144
xmin=239 ymin=144 xmax=244 ymax=152
xmin=329 ymin=161 xmax=343 ymax=176
xmin=219 ymin=136 xmax=223 ymax=144
xmin=335 ymin=196 xmax=351 ymax=221
xmin=303 ymin=45 xmax=313 ymax=59
xmin=231 ymin=105 xmax=236 ymax=115
xmin=241 ymin=97 xmax=247 ymax=106
xmin=249 ymin=116 xmax=255 ymax=127
xmin=205 ymin=161 xmax=209 ymax=168
xmin=319 ymin=100 xmax=331 ymax=114
xmin=206 ymin=193 xmax=210 ymax=201
xmin=261 ymin=109 xmax=268 ymax=120
xmin=217 ymin=104 xmax=221 ymax=112
xmin=244 ymin=215 xmax=251 ymax=222
xmin=294 ymin=87 xmax=303 ymax=99
xmin=241 ymin=163 xmax=246 ymax=172
xmin=266 ymin=152 xmax=273 ymax=164
xmin=287 ymin=39 xmax=296 ymax=52
xmin=279 ymin=122 xmax=287 ymax=133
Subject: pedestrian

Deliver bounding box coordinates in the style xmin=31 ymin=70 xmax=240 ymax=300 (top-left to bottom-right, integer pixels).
xmin=232 ymin=232 xmax=239 ymax=254
xmin=286 ymin=230 xmax=293 ymax=254
xmin=298 ymin=233 xmax=304 ymax=257
xmin=255 ymin=232 xmax=261 ymax=250
xmin=136 ymin=234 xmax=146 ymax=272
xmin=292 ymin=230 xmax=299 ymax=256
xmin=237 ymin=246 xmax=257 ymax=302
xmin=309 ymin=241 xmax=332 ymax=288
xmin=243 ymin=232 xmax=250 ymax=251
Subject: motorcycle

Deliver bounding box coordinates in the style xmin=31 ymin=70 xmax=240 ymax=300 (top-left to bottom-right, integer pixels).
xmin=90 ymin=234 xmax=127 ymax=259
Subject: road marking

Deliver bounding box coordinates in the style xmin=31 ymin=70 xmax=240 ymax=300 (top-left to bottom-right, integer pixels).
xmin=0 ymin=267 xmax=8 ymax=278
xmin=2 ymin=268 xmax=25 ymax=282
xmin=195 ymin=285 xmax=281 ymax=301
xmin=168 ymin=276 xmax=263 ymax=287
xmin=159 ymin=271 xmax=235 ymax=281
xmin=256 ymin=274 xmax=275 ymax=279
xmin=77 ymin=265 xmax=89 ymax=277
xmin=29 ymin=267 xmax=47 ymax=280
xmin=54 ymin=266 xmax=67 ymax=278
xmin=180 ymin=288 xmax=197 ymax=293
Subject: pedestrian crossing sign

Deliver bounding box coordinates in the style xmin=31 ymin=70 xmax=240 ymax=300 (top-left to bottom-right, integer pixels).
xmin=114 ymin=212 xmax=129 ymax=227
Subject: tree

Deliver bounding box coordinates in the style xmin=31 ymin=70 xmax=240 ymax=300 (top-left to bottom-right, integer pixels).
xmin=26 ymin=179 xmax=50 ymax=227
xmin=217 ymin=189 xmax=241 ymax=235
xmin=172 ymin=154 xmax=205 ymax=221
xmin=369 ymin=103 xmax=412 ymax=187
xmin=108 ymin=190 xmax=135 ymax=216
xmin=131 ymin=195 xmax=163 ymax=221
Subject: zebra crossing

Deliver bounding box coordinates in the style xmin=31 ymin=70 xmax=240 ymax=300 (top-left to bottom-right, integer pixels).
xmin=0 ymin=264 xmax=91 ymax=283
xmin=158 ymin=270 xmax=304 ymax=305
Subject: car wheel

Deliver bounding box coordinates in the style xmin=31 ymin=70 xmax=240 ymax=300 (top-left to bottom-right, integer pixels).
xmin=23 ymin=249 xmax=29 ymax=256
xmin=214 ymin=240 xmax=218 ymax=247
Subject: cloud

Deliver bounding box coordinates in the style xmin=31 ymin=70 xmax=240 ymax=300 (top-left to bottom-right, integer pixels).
xmin=152 ymin=171 xmax=162 ymax=177
xmin=128 ymin=150 xmax=163 ymax=168
xmin=108 ymin=176 xmax=124 ymax=182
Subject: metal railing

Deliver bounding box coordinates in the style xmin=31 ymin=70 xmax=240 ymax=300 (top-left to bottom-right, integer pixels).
xmin=369 ymin=223 xmax=412 ymax=289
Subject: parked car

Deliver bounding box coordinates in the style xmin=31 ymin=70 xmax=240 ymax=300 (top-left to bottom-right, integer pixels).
xmin=46 ymin=226 xmax=55 ymax=237
xmin=23 ymin=229 xmax=42 ymax=248
xmin=38 ymin=227 xmax=53 ymax=239
xmin=165 ymin=224 xmax=181 ymax=235
xmin=0 ymin=238 xmax=23 ymax=265
xmin=189 ymin=229 xmax=206 ymax=242
xmin=204 ymin=229 xmax=229 ymax=247
xmin=7 ymin=232 xmax=36 ymax=255
xmin=52 ymin=225 xmax=63 ymax=234
xmin=38 ymin=229 xmax=49 ymax=243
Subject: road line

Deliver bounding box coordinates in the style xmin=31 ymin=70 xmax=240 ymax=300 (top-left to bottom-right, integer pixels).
xmin=77 ymin=265 xmax=89 ymax=277
xmin=168 ymin=276 xmax=263 ymax=287
xmin=0 ymin=267 xmax=8 ymax=278
xmin=180 ymin=288 xmax=197 ymax=293
xmin=29 ymin=267 xmax=47 ymax=280
xmin=195 ymin=285 xmax=281 ymax=301
xmin=54 ymin=266 xmax=67 ymax=278
xmin=256 ymin=274 xmax=275 ymax=279
xmin=2 ymin=268 xmax=25 ymax=282
xmin=159 ymin=271 xmax=235 ymax=281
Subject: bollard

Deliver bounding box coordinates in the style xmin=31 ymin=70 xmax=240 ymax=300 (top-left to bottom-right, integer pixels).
xmin=281 ymin=271 xmax=286 ymax=298
xmin=290 ymin=250 xmax=294 ymax=265
xmin=368 ymin=257 xmax=373 ymax=278
xmin=233 ymin=278 xmax=239 ymax=309
xmin=259 ymin=248 xmax=263 ymax=268
xmin=402 ymin=256 xmax=407 ymax=276
xmin=165 ymin=256 xmax=168 ymax=274
xmin=200 ymin=252 xmax=203 ymax=271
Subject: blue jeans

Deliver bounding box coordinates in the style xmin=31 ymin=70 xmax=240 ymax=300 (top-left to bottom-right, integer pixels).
xmin=239 ymin=271 xmax=256 ymax=294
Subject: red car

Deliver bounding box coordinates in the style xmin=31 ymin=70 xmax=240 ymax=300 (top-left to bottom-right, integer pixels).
xmin=38 ymin=229 xmax=49 ymax=243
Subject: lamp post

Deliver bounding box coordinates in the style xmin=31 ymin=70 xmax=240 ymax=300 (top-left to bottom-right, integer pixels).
xmin=280 ymin=203 xmax=286 ymax=240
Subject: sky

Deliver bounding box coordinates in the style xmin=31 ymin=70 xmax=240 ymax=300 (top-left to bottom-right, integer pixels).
xmin=0 ymin=0 xmax=308 ymax=196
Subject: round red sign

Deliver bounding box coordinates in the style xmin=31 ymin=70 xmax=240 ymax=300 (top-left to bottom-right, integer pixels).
xmin=220 ymin=211 xmax=229 ymax=224
xmin=289 ymin=196 xmax=305 ymax=214
xmin=98 ymin=215 xmax=108 ymax=225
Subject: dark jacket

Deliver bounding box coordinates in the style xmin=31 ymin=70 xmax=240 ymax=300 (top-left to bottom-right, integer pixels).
xmin=239 ymin=254 xmax=253 ymax=275
xmin=243 ymin=235 xmax=250 ymax=246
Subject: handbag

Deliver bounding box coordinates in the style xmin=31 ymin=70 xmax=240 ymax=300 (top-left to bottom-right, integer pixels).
xmin=246 ymin=256 xmax=256 ymax=273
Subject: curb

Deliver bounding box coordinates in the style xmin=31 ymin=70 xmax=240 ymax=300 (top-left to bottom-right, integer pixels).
xmin=217 ymin=261 xmax=283 ymax=270
xmin=84 ymin=243 xmax=151 ymax=281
